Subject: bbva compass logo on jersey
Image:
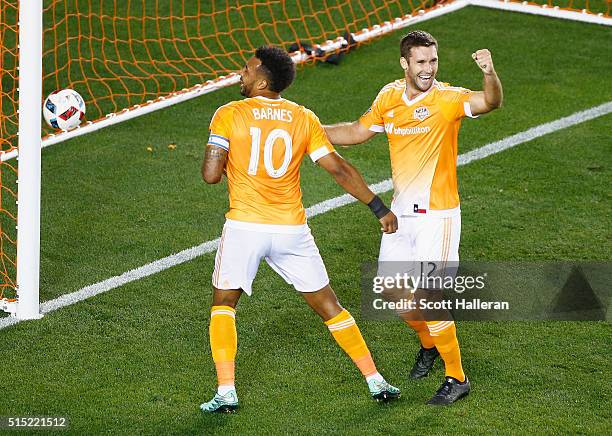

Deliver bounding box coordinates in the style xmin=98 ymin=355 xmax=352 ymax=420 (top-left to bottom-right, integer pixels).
xmin=413 ymin=106 xmax=430 ymax=121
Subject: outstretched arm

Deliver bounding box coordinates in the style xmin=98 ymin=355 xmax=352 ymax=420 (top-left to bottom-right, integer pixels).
xmin=316 ymin=152 xmax=397 ymax=233
xmin=324 ymin=121 xmax=377 ymax=146
xmin=201 ymin=145 xmax=228 ymax=184
xmin=468 ymin=49 xmax=503 ymax=116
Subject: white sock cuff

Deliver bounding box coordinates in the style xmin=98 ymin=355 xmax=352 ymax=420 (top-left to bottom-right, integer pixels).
xmin=365 ymin=372 xmax=384 ymax=384
xmin=217 ymin=384 xmax=235 ymax=396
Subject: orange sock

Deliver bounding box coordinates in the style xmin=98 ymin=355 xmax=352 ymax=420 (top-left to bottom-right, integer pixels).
xmin=426 ymin=320 xmax=465 ymax=382
xmin=325 ymin=309 xmax=377 ymax=378
xmin=399 ymin=315 xmax=435 ymax=349
xmin=209 ymin=305 xmax=237 ymax=388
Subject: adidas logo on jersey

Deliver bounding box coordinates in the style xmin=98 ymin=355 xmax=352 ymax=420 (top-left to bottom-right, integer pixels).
xmin=413 ymin=106 xmax=430 ymax=121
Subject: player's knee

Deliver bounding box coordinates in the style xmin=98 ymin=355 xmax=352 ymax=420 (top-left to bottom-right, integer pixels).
xmin=303 ymin=284 xmax=343 ymax=320
xmin=212 ymin=288 xmax=242 ymax=308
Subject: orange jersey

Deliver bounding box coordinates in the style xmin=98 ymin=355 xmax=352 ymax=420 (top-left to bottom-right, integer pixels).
xmin=360 ymin=79 xmax=475 ymax=216
xmin=208 ymin=96 xmax=335 ymax=225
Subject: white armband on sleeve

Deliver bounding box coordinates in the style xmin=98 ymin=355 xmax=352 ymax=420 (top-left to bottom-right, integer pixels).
xmin=208 ymin=133 xmax=229 ymax=151
xmin=463 ymin=101 xmax=479 ymax=119
xmin=309 ymin=146 xmax=333 ymax=162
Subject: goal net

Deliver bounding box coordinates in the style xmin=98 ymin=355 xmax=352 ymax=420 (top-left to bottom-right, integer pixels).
xmin=1 ymin=0 xmax=609 ymax=319
xmin=0 ymin=2 xmax=19 ymax=313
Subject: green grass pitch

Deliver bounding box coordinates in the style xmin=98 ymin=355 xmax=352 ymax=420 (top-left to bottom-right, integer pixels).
xmin=1 ymin=6 xmax=611 ymax=434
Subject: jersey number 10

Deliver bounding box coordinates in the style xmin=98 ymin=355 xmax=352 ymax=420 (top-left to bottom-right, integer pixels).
xmin=248 ymin=127 xmax=293 ymax=178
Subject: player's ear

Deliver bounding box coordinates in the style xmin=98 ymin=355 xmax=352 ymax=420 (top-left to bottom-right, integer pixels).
xmin=257 ymin=77 xmax=268 ymax=91
xmin=399 ymin=57 xmax=409 ymax=71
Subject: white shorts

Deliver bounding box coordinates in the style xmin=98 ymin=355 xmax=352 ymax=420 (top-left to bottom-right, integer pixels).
xmin=212 ymin=219 xmax=330 ymax=295
xmin=378 ymin=209 xmax=461 ymax=286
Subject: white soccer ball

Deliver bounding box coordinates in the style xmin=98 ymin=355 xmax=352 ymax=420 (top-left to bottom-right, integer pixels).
xmin=43 ymin=89 xmax=86 ymax=131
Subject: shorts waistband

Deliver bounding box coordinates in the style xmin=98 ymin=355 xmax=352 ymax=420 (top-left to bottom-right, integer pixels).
xmin=225 ymin=219 xmax=310 ymax=234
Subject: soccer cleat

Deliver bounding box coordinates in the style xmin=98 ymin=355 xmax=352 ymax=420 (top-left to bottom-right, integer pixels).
xmin=200 ymin=390 xmax=239 ymax=413
xmin=368 ymin=379 xmax=401 ymax=402
xmin=427 ymin=376 xmax=470 ymax=405
xmin=409 ymin=346 xmax=440 ymax=379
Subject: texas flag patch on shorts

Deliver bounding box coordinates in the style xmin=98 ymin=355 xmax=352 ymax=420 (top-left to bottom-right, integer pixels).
xmin=413 ymin=204 xmax=427 ymax=214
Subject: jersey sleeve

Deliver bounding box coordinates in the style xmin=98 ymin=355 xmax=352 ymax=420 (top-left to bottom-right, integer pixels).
xmin=438 ymin=84 xmax=476 ymax=121
xmin=358 ymin=87 xmax=386 ymax=133
xmin=305 ymin=109 xmax=335 ymax=162
xmin=207 ymin=104 xmax=234 ymax=151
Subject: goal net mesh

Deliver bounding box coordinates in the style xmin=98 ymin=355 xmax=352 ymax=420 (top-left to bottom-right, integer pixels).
xmin=0 ymin=1 xmax=18 ymax=300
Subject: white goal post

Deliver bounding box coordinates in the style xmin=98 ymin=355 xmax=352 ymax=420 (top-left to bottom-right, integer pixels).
xmin=0 ymin=1 xmax=44 ymax=319
xmin=1 ymin=0 xmax=609 ymax=320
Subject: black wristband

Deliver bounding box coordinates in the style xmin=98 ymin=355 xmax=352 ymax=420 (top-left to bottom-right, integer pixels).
xmin=367 ymin=195 xmax=391 ymax=219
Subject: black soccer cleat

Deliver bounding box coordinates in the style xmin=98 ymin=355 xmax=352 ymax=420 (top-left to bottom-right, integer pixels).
xmin=409 ymin=346 xmax=440 ymax=379
xmin=427 ymin=376 xmax=470 ymax=405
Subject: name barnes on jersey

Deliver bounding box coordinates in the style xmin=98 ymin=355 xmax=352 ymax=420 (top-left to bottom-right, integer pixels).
xmin=252 ymin=107 xmax=293 ymax=122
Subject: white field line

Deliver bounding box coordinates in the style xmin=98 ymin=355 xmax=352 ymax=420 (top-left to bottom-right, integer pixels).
xmin=470 ymin=0 xmax=611 ymax=26
xmin=1 ymin=101 xmax=611 ymax=330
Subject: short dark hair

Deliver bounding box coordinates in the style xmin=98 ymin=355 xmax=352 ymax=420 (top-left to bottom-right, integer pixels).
xmin=255 ymin=45 xmax=296 ymax=93
xmin=400 ymin=30 xmax=438 ymax=59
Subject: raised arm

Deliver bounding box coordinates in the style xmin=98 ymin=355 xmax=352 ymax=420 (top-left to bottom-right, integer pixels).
xmin=201 ymin=145 xmax=228 ymax=184
xmin=324 ymin=121 xmax=377 ymax=146
xmin=468 ymin=49 xmax=503 ymax=116
xmin=316 ymin=152 xmax=397 ymax=233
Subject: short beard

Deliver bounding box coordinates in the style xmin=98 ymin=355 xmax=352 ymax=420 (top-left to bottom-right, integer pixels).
xmin=413 ymin=76 xmax=434 ymax=92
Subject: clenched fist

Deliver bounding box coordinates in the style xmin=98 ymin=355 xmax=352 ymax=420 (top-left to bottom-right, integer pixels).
xmin=472 ymin=49 xmax=495 ymax=75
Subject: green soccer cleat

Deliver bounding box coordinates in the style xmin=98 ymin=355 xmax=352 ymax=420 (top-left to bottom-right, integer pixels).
xmin=200 ymin=390 xmax=239 ymax=413
xmin=368 ymin=379 xmax=401 ymax=402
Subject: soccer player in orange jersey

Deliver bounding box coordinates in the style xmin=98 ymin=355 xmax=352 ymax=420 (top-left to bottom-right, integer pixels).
xmin=199 ymin=46 xmax=401 ymax=413
xmin=324 ymin=30 xmax=503 ymax=405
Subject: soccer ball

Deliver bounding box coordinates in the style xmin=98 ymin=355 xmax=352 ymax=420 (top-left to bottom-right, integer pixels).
xmin=42 ymin=89 xmax=86 ymax=131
